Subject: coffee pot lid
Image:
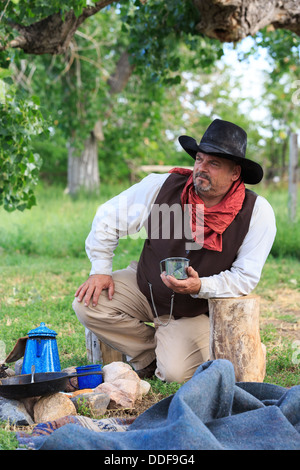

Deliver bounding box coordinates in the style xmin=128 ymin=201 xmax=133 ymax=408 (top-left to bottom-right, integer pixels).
xmin=27 ymin=322 xmax=57 ymax=338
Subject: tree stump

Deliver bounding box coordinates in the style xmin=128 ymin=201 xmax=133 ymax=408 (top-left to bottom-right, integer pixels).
xmin=85 ymin=328 xmax=125 ymax=365
xmin=208 ymin=295 xmax=266 ymax=382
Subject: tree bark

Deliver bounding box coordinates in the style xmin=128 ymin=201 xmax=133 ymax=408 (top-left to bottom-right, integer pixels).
xmin=193 ymin=0 xmax=300 ymax=42
xmin=85 ymin=328 xmax=126 ymax=364
xmin=3 ymin=1 xmax=114 ymax=54
xmin=3 ymin=0 xmax=300 ymax=54
xmin=67 ymin=129 xmax=101 ymax=195
xmin=107 ymin=51 xmax=135 ymax=94
xmin=208 ymin=295 xmax=266 ymax=382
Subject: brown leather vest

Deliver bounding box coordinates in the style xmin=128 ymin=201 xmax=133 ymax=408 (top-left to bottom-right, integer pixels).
xmin=136 ymin=173 xmax=257 ymax=319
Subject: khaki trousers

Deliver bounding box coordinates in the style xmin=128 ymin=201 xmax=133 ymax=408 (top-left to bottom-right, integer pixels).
xmin=72 ymin=261 xmax=210 ymax=383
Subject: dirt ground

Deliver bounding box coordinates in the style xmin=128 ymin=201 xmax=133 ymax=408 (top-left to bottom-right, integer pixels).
xmin=259 ymin=287 xmax=300 ymax=342
xmin=105 ymin=392 xmax=166 ymax=420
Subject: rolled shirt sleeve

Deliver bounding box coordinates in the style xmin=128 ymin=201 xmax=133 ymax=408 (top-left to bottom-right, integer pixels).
xmin=85 ymin=173 xmax=170 ymax=276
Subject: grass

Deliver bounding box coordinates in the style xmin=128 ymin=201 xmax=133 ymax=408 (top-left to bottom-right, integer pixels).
xmin=260 ymin=183 xmax=300 ymax=259
xmin=0 ymin=181 xmax=299 ymax=448
xmin=0 ymin=422 xmax=20 ymax=450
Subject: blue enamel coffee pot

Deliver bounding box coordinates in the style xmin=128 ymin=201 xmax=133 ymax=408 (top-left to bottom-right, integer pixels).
xmin=21 ymin=322 xmax=61 ymax=374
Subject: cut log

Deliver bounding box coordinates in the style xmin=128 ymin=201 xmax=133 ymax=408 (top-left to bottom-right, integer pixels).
xmin=85 ymin=328 xmax=125 ymax=365
xmin=85 ymin=328 xmax=102 ymax=364
xmin=100 ymin=342 xmax=125 ymax=365
xmin=208 ymin=295 xmax=266 ymax=382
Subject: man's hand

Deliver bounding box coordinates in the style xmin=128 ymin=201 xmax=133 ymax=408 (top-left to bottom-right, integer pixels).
xmin=160 ymin=266 xmax=201 ymax=295
xmin=75 ymin=274 xmax=115 ymax=307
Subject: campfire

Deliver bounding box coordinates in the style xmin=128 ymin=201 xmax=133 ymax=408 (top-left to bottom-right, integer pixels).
xmin=0 ymin=362 xmax=151 ymax=426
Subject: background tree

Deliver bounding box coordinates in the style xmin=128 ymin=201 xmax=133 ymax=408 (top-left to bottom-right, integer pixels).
xmin=241 ymin=28 xmax=300 ymax=179
xmin=5 ymin=3 xmax=223 ymax=194
xmin=0 ymin=0 xmax=299 ymax=209
xmin=0 ymin=71 xmax=44 ymax=211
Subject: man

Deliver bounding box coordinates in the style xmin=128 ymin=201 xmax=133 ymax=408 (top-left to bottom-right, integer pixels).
xmin=73 ymin=119 xmax=276 ymax=383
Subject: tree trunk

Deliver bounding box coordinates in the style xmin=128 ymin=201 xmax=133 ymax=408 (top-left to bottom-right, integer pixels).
xmin=281 ymin=131 xmax=290 ymax=178
xmin=288 ymin=132 xmax=298 ymax=222
xmin=67 ymin=52 xmax=134 ymax=195
xmin=67 ymin=130 xmax=100 ymax=195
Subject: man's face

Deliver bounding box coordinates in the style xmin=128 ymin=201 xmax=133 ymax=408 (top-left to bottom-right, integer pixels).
xmin=193 ymin=152 xmax=241 ymax=201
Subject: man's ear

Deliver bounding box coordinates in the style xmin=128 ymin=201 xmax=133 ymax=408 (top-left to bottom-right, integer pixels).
xmin=232 ymin=164 xmax=242 ymax=181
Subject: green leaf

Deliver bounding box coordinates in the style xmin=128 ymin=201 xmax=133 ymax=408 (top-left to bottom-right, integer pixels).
xmin=0 ymin=68 xmax=12 ymax=79
xmin=0 ymin=80 xmax=46 ymax=212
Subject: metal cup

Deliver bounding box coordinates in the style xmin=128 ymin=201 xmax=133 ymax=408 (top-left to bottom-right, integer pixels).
xmin=160 ymin=257 xmax=189 ymax=280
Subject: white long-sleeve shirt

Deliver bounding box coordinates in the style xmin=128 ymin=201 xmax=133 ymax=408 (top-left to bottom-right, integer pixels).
xmin=85 ymin=173 xmax=276 ymax=299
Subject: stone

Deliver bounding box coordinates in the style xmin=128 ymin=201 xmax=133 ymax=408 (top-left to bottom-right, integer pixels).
xmin=15 ymin=359 xmax=23 ymax=375
xmin=0 ymin=397 xmax=34 ymax=426
xmin=71 ymin=392 xmax=110 ymax=418
xmin=140 ymin=380 xmax=151 ymax=396
xmin=33 ymin=393 xmax=77 ymax=423
xmin=4 ymin=367 xmax=15 ymax=377
xmin=20 ymin=397 xmax=40 ymax=420
xmin=112 ymin=378 xmax=141 ymax=402
xmin=61 ymin=366 xmax=78 ymax=391
xmin=102 ymin=362 xmax=138 ymax=383
xmin=98 ymin=361 xmax=151 ymax=409
xmin=95 ymin=382 xmax=135 ymax=409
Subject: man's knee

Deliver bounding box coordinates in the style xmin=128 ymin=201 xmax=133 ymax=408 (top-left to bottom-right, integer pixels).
xmin=72 ymin=298 xmax=93 ymax=329
xmin=72 ymin=295 xmax=114 ymax=331
xmin=156 ymin=346 xmax=210 ymax=384
xmin=156 ymin=359 xmax=190 ymax=384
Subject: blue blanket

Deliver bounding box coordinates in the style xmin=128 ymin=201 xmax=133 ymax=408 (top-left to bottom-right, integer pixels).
xmin=38 ymin=359 xmax=300 ymax=450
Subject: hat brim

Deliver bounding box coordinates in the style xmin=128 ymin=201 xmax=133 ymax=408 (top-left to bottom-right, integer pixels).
xmin=178 ymin=135 xmax=263 ymax=185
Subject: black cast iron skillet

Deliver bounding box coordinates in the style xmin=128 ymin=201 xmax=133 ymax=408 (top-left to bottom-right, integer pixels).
xmin=0 ymin=371 xmax=103 ymax=399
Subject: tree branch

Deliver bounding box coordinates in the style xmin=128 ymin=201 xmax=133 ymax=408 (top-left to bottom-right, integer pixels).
xmin=107 ymin=51 xmax=135 ymax=95
xmin=1 ymin=0 xmax=299 ymax=55
xmin=1 ymin=0 xmax=114 ymax=54
xmin=193 ymin=0 xmax=300 ymax=42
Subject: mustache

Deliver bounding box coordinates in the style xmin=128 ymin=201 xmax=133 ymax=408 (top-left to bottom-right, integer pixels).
xmin=194 ymin=172 xmax=212 ymax=184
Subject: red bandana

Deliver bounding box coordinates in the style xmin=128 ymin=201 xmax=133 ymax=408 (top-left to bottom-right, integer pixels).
xmin=169 ymin=168 xmax=245 ymax=252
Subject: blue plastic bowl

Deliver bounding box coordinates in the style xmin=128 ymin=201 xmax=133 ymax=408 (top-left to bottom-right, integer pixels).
xmin=76 ymin=364 xmax=103 ymax=389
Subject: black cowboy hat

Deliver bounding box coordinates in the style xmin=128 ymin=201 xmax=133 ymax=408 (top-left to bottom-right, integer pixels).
xmin=178 ymin=119 xmax=263 ymax=184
